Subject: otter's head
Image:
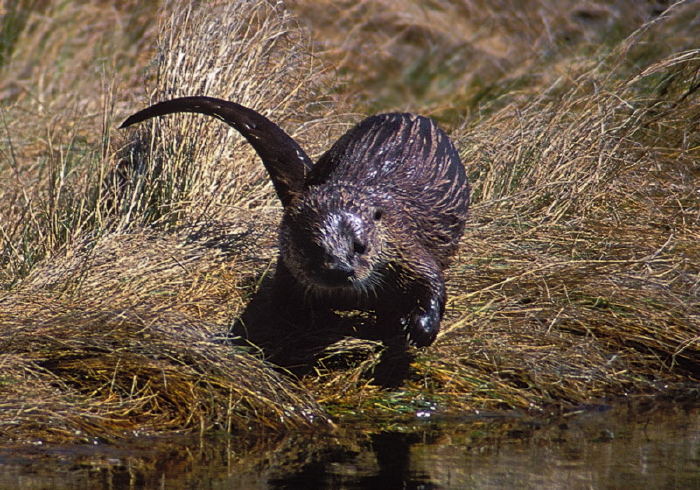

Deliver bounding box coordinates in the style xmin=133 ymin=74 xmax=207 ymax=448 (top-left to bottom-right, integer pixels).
xmin=279 ymin=185 xmax=388 ymax=295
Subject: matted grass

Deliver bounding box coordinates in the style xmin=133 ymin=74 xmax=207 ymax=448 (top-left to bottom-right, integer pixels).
xmin=0 ymin=0 xmax=698 ymax=445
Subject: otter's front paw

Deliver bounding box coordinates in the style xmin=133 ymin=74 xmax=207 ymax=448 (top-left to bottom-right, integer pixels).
xmin=405 ymin=297 xmax=442 ymax=347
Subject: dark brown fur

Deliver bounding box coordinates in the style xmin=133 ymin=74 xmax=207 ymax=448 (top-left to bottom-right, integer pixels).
xmin=121 ymin=97 xmax=470 ymax=346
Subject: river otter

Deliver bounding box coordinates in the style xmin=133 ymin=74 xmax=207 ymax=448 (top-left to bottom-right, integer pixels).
xmin=120 ymin=97 xmax=470 ymax=346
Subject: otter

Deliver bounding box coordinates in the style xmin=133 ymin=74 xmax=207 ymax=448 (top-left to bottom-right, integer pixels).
xmin=120 ymin=97 xmax=470 ymax=347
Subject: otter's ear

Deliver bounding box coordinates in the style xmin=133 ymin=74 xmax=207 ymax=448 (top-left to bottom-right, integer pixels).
xmin=120 ymin=96 xmax=312 ymax=208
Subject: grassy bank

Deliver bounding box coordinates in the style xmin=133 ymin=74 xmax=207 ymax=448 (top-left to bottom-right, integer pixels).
xmin=0 ymin=0 xmax=698 ymax=445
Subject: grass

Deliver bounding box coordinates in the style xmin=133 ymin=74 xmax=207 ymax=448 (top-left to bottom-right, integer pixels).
xmin=0 ymin=0 xmax=698 ymax=446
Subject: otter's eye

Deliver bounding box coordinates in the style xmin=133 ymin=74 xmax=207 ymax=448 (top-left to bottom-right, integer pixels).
xmin=353 ymin=241 xmax=366 ymax=255
xmin=373 ymin=208 xmax=383 ymax=221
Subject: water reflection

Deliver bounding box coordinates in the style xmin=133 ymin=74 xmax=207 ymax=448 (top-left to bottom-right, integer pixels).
xmin=269 ymin=432 xmax=437 ymax=489
xmin=267 ymin=402 xmax=700 ymax=489
xmin=1 ymin=401 xmax=698 ymax=489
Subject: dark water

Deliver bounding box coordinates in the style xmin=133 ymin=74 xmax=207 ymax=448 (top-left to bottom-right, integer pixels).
xmin=1 ymin=401 xmax=698 ymax=489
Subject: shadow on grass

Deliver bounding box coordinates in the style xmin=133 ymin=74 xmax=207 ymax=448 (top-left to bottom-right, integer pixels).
xmin=227 ymin=273 xmax=415 ymax=388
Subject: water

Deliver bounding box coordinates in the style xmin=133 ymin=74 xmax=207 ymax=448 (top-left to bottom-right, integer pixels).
xmin=1 ymin=401 xmax=698 ymax=489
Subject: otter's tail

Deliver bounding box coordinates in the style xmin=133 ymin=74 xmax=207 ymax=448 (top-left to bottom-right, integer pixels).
xmin=120 ymin=96 xmax=312 ymax=207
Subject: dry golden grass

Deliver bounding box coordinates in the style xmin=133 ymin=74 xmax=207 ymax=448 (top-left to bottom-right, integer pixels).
xmin=0 ymin=0 xmax=698 ymax=446
xmin=0 ymin=220 xmax=327 ymax=444
xmin=1 ymin=0 xmax=333 ymax=444
xmin=288 ymin=0 xmax=668 ymax=121
xmin=114 ymin=0 xmax=340 ymax=228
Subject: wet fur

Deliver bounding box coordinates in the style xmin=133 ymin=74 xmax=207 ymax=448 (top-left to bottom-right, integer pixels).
xmin=121 ymin=97 xmax=470 ymax=346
